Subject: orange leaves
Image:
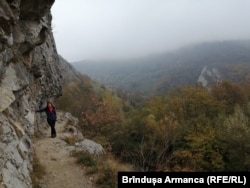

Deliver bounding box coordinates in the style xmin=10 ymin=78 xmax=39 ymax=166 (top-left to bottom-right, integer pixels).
xmin=80 ymin=92 xmax=122 ymax=138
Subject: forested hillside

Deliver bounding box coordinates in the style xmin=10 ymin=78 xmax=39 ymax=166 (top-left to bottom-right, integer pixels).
xmin=53 ymin=40 xmax=250 ymax=187
xmin=72 ymin=39 xmax=250 ymax=96
xmin=57 ymin=54 xmax=250 ymax=173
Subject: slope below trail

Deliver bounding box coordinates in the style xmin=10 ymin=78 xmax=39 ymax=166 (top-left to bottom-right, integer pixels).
xmin=33 ymin=111 xmax=98 ymax=188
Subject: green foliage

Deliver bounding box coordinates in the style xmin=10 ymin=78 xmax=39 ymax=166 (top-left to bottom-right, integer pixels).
xmin=211 ymin=81 xmax=248 ymax=114
xmin=76 ymin=153 xmax=97 ymax=167
xmin=168 ymin=150 xmax=197 ymax=171
xmin=60 ymin=66 xmax=250 ymax=172
xmin=217 ymin=105 xmax=250 ymax=171
xmin=110 ymin=82 xmax=250 ymax=171
xmin=71 ymin=151 xmax=99 ymax=175
xmin=110 ymin=98 xmax=184 ymax=170
xmin=183 ymin=124 xmax=225 ymax=171
xmin=169 ymin=85 xmax=225 ymax=124
xmin=96 ymin=163 xmax=118 ymax=188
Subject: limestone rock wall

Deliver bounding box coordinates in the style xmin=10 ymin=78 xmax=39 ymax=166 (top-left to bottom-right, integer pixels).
xmin=0 ymin=0 xmax=63 ymax=187
xmin=197 ymin=66 xmax=222 ymax=88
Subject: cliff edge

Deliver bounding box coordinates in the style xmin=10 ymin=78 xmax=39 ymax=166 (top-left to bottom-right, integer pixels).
xmin=0 ymin=0 xmax=63 ymax=187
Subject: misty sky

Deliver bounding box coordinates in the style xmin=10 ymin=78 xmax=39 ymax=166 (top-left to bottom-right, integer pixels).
xmin=51 ymin=0 xmax=250 ymax=62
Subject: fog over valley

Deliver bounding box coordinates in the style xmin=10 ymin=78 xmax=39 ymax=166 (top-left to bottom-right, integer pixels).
xmin=71 ymin=39 xmax=250 ymax=95
xmin=52 ymin=0 xmax=250 ymax=62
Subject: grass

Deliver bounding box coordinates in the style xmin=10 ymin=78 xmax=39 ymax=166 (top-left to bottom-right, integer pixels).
xmin=71 ymin=151 xmax=98 ymax=174
xmin=31 ymin=151 xmax=46 ymax=188
xmin=71 ymin=151 xmax=134 ymax=188
xmin=96 ymin=158 xmax=134 ymax=188
xmin=63 ymin=135 xmax=79 ymax=145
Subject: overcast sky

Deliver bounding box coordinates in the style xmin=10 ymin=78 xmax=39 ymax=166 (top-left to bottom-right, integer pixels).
xmin=51 ymin=0 xmax=250 ymax=62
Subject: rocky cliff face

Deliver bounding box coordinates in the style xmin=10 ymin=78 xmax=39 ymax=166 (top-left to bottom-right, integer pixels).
xmin=197 ymin=66 xmax=222 ymax=88
xmin=0 ymin=0 xmax=62 ymax=187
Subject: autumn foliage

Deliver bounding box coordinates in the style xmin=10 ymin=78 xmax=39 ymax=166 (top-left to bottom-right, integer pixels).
xmin=56 ymin=78 xmax=250 ymax=172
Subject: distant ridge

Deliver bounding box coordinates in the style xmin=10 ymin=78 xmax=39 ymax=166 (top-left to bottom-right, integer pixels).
xmin=72 ymin=39 xmax=250 ymax=96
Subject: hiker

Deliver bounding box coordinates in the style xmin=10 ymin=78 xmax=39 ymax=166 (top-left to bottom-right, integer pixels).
xmin=35 ymin=101 xmax=57 ymax=138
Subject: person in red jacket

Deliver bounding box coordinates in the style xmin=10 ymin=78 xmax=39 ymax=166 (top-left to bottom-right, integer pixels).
xmin=36 ymin=101 xmax=57 ymax=138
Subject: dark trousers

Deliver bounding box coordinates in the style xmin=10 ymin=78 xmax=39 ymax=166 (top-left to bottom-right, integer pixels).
xmin=47 ymin=119 xmax=56 ymax=137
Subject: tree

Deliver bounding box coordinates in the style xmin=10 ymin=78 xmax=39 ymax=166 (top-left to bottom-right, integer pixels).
xmin=182 ymin=123 xmax=224 ymax=171
xmin=81 ymin=91 xmax=123 ymax=139
xmin=217 ymin=105 xmax=250 ymax=171
xmin=211 ymin=81 xmax=247 ymax=114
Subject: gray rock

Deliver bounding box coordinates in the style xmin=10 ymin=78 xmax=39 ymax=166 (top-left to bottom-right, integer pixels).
xmin=75 ymin=139 xmax=105 ymax=156
xmin=0 ymin=0 xmax=63 ymax=187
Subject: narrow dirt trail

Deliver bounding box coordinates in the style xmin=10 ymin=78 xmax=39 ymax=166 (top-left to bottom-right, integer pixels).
xmin=34 ymin=111 xmax=98 ymax=188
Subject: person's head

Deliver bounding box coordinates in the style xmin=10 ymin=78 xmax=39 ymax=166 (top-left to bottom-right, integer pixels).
xmin=47 ymin=101 xmax=53 ymax=107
